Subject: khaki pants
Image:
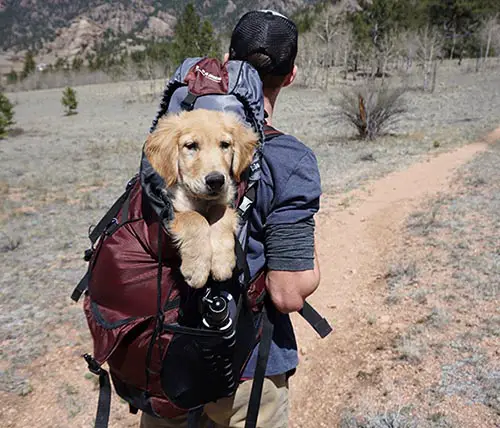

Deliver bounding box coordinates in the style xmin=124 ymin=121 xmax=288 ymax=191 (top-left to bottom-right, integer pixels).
xmin=140 ymin=375 xmax=288 ymax=428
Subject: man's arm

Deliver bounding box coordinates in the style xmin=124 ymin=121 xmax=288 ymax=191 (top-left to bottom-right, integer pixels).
xmin=266 ymin=249 xmax=320 ymax=314
xmin=261 ymin=144 xmax=322 ymax=313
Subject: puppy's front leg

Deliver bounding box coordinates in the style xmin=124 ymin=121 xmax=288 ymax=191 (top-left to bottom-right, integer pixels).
xmin=169 ymin=211 xmax=211 ymax=289
xmin=209 ymin=207 xmax=238 ymax=282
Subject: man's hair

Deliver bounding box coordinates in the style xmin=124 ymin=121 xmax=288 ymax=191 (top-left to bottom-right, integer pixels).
xmin=229 ymin=10 xmax=298 ymax=88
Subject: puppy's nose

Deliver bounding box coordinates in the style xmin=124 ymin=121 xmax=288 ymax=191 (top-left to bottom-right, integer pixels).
xmin=205 ymin=172 xmax=225 ymax=192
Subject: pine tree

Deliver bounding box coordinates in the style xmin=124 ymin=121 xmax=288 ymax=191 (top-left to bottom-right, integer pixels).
xmin=172 ymin=3 xmax=202 ymax=64
xmin=199 ymin=20 xmax=221 ymax=59
xmin=72 ymin=56 xmax=84 ymax=71
xmin=61 ymin=87 xmax=78 ymax=116
xmin=0 ymin=92 xmax=15 ymax=138
xmin=171 ymin=3 xmax=221 ymax=64
xmin=21 ymin=51 xmax=36 ymax=79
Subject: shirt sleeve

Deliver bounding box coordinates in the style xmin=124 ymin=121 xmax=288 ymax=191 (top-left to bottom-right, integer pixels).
xmin=264 ymin=150 xmax=321 ymax=271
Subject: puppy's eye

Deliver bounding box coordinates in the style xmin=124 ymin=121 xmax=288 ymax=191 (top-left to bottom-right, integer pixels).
xmin=184 ymin=142 xmax=199 ymax=151
xmin=220 ymin=141 xmax=231 ymax=150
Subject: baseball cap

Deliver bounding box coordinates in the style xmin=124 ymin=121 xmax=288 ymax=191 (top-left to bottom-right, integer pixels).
xmin=229 ymin=10 xmax=298 ymax=76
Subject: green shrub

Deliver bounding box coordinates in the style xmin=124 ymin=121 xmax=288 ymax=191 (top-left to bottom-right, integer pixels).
xmin=0 ymin=92 xmax=15 ymax=138
xmin=61 ymin=87 xmax=78 ymax=116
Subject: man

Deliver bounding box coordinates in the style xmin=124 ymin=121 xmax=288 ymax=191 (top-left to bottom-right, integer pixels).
xmin=141 ymin=10 xmax=321 ymax=428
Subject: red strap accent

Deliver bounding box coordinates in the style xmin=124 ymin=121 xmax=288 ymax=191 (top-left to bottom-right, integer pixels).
xmin=263 ymin=124 xmax=283 ymax=138
xmin=247 ymin=271 xmax=266 ymax=311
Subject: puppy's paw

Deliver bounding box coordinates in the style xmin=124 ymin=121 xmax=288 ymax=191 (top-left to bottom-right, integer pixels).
xmin=211 ymin=248 xmax=236 ymax=282
xmin=181 ymin=257 xmax=210 ymax=289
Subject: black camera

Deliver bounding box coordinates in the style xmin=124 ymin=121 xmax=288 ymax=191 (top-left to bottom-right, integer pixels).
xmin=198 ymin=287 xmax=237 ymax=396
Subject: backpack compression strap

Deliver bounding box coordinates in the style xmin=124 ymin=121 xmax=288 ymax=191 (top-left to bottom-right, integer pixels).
xmin=70 ymin=175 xmax=138 ymax=302
xmin=83 ymin=354 xmax=112 ymax=428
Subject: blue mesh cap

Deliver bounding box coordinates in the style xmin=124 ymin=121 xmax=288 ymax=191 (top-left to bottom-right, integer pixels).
xmin=229 ymin=10 xmax=298 ymax=76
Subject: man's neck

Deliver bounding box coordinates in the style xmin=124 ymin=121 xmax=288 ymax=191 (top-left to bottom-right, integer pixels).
xmin=263 ymin=90 xmax=278 ymax=126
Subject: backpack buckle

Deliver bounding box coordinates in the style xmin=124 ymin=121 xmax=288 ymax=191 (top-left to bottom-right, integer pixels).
xmin=83 ymin=353 xmax=103 ymax=376
xmin=181 ymin=92 xmax=197 ymax=111
xmin=104 ymin=218 xmax=119 ymax=235
xmin=83 ymin=248 xmax=94 ymax=262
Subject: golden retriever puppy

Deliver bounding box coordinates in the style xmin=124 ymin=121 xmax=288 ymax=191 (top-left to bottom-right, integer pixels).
xmin=144 ymin=109 xmax=258 ymax=289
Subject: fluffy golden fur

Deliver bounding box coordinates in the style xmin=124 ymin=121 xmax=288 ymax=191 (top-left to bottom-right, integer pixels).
xmin=145 ymin=109 xmax=259 ymax=288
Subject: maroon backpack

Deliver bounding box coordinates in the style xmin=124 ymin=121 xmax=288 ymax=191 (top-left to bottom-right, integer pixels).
xmin=72 ymin=57 xmax=331 ymax=428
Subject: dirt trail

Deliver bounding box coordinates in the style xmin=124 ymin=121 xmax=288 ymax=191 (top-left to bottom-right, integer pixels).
xmin=289 ymin=127 xmax=500 ymax=427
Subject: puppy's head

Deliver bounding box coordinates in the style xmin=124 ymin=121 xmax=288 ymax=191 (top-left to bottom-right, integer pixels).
xmin=144 ymin=109 xmax=258 ymax=200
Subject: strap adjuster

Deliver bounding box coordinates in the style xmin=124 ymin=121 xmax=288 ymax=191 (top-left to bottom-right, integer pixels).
xmin=83 ymin=248 xmax=94 ymax=262
xmin=181 ymin=92 xmax=197 ymax=111
xmin=84 ymin=353 xmax=103 ymax=376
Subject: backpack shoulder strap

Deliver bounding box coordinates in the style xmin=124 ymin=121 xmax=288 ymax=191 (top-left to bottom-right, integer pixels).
xmin=263 ymin=123 xmax=283 ymax=141
xmin=234 ymin=123 xmax=281 ymax=217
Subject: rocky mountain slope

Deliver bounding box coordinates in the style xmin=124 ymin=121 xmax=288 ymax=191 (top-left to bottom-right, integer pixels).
xmin=0 ymin=0 xmax=318 ymax=57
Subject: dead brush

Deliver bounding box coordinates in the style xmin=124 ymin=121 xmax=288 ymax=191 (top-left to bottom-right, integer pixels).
xmin=340 ymin=405 xmax=420 ymax=428
xmin=335 ymin=83 xmax=407 ymax=140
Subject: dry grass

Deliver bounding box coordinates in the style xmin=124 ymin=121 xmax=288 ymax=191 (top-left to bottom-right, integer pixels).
xmin=363 ymin=142 xmax=500 ymax=425
xmin=339 ymin=405 xmax=445 ymax=428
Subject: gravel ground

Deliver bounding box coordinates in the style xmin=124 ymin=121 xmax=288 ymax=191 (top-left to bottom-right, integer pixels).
xmin=1 ymin=65 xmax=500 ymax=396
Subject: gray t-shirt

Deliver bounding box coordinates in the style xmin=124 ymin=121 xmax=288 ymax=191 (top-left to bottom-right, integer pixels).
xmin=242 ymin=131 xmax=321 ymax=378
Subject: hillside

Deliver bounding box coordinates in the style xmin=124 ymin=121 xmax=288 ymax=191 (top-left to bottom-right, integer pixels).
xmin=0 ymin=0 xmax=317 ymax=55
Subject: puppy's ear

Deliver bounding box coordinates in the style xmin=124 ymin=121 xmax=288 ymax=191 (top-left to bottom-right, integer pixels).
xmin=229 ymin=118 xmax=258 ymax=182
xmin=144 ymin=115 xmax=181 ymax=187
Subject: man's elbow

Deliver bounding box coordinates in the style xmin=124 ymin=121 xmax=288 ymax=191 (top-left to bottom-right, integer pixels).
xmin=266 ymin=270 xmax=320 ymax=314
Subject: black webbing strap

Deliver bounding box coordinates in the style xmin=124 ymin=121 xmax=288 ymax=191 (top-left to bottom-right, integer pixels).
xmin=299 ymin=302 xmax=332 ymax=338
xmin=71 ymin=269 xmax=91 ymax=302
xmin=95 ymin=369 xmax=112 ymax=428
xmin=181 ymin=92 xmax=198 ymax=111
xmin=187 ymin=407 xmax=203 ymax=428
xmin=121 ymin=187 xmax=132 ymax=225
xmin=235 ymin=237 xmax=251 ymax=285
xmin=145 ymin=217 xmax=166 ymax=392
xmin=237 ymin=184 xmax=256 ymax=219
xmin=84 ymin=354 xmax=112 ymax=428
xmin=88 ymin=188 xmax=130 ymax=245
xmin=88 ymin=175 xmax=137 ymax=244
xmin=245 ymin=307 xmax=274 ymax=428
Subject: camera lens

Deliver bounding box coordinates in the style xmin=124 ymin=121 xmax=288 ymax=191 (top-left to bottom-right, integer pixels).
xmin=206 ymin=296 xmax=228 ymax=325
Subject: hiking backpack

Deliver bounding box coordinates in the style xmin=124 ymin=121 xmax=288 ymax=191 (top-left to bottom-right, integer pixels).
xmin=71 ymin=57 xmax=332 ymax=428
